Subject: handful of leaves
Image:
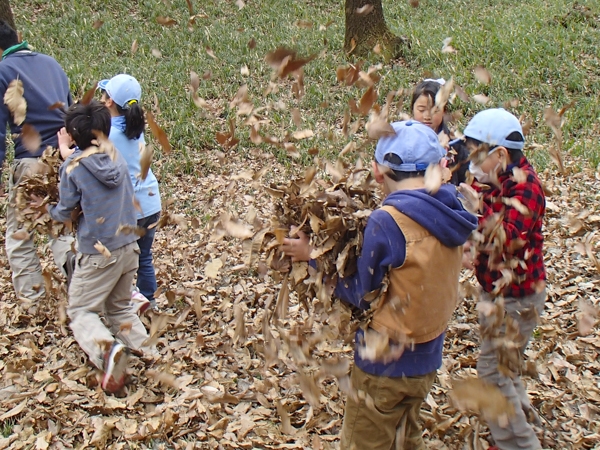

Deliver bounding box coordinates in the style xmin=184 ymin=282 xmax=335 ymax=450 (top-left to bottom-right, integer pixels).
xmin=13 ymin=146 xmax=72 ymax=239
xmin=239 ymin=157 xmax=382 ymax=315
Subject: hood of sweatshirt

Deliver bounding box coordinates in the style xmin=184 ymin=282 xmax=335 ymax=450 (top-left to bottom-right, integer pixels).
xmin=78 ymin=150 xmax=126 ymax=189
xmin=382 ymin=184 xmax=478 ymax=247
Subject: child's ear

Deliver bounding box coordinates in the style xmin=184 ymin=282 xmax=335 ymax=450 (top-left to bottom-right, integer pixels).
xmin=497 ymin=146 xmax=510 ymax=171
xmin=372 ymin=160 xmax=385 ymax=184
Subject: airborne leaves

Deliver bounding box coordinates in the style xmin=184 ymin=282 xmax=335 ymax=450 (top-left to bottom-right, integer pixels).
xmin=4 ymin=79 xmax=27 ymax=125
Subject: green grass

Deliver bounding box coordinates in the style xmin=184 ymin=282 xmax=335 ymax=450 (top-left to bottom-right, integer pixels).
xmin=0 ymin=418 xmax=14 ymax=437
xmin=13 ymin=0 xmax=600 ymax=175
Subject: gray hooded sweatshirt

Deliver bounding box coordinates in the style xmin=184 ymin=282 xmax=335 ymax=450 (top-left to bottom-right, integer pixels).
xmin=48 ymin=145 xmax=138 ymax=254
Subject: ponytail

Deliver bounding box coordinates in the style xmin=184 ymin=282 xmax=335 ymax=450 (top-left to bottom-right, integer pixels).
xmin=117 ymin=102 xmax=145 ymax=140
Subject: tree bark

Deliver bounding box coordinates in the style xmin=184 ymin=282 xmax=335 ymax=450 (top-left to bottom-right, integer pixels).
xmin=344 ymin=0 xmax=407 ymax=60
xmin=0 ymin=0 xmax=15 ymax=31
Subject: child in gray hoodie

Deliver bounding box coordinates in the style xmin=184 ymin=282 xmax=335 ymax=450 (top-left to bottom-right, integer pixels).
xmin=46 ymin=100 xmax=150 ymax=393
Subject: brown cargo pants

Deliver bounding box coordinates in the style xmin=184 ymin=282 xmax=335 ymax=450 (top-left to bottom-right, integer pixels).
xmin=340 ymin=365 xmax=437 ymax=450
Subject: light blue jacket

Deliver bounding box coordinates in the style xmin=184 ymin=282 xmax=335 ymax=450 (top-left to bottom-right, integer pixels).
xmin=109 ymin=116 xmax=162 ymax=220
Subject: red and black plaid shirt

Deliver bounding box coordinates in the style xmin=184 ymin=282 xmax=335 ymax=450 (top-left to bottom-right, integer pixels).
xmin=474 ymin=157 xmax=546 ymax=297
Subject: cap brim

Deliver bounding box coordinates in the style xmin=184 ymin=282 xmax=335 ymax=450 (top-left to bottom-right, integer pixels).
xmin=97 ymin=79 xmax=110 ymax=90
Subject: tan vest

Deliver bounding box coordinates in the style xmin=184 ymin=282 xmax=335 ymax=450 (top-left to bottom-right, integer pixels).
xmin=370 ymin=206 xmax=463 ymax=344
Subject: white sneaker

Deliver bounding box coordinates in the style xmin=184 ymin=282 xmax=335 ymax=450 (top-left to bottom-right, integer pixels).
xmin=102 ymin=341 xmax=130 ymax=393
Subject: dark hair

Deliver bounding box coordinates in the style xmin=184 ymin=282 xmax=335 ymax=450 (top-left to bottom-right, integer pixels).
xmin=101 ymin=89 xmax=145 ymax=140
xmin=465 ymin=133 xmax=525 ymax=164
xmin=65 ymin=100 xmax=111 ymax=150
xmin=381 ymin=153 xmax=426 ymax=181
xmin=411 ymin=80 xmax=443 ymax=112
xmin=0 ymin=20 xmax=18 ymax=51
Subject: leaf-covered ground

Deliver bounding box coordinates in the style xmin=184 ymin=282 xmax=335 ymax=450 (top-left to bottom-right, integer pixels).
xmin=1 ymin=149 xmax=600 ymax=449
xmin=1 ymin=0 xmax=600 ymax=448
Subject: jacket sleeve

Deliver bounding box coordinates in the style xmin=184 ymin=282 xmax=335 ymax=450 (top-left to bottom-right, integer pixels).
xmin=480 ymin=176 xmax=544 ymax=255
xmin=48 ymin=165 xmax=81 ymax=222
xmin=334 ymin=211 xmax=406 ymax=310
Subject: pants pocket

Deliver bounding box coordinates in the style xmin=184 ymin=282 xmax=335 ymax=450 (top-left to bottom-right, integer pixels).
xmin=87 ymin=253 xmax=117 ymax=270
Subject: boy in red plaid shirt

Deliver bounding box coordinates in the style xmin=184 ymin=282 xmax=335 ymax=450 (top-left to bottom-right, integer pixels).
xmin=463 ymin=108 xmax=545 ymax=450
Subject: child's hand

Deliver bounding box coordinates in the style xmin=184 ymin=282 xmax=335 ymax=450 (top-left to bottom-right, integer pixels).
xmin=57 ymin=128 xmax=74 ymax=159
xmin=281 ymin=227 xmax=312 ymax=262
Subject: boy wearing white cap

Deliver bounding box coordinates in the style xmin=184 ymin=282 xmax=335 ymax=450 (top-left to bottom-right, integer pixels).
xmin=283 ymin=120 xmax=478 ymax=449
xmin=464 ymin=108 xmax=546 ymax=450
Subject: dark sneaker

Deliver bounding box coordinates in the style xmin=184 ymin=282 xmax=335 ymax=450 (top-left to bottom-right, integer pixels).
xmin=102 ymin=341 xmax=130 ymax=393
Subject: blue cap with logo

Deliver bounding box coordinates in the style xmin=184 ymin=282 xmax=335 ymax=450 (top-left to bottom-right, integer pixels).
xmin=98 ymin=74 xmax=142 ymax=109
xmin=375 ymin=120 xmax=446 ymax=172
xmin=463 ymin=108 xmax=525 ymax=150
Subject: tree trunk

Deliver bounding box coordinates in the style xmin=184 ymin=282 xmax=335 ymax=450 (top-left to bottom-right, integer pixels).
xmin=344 ymin=0 xmax=407 ymax=60
xmin=0 ymin=0 xmax=15 ymax=31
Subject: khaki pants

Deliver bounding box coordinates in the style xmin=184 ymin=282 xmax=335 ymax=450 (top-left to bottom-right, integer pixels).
xmin=477 ymin=291 xmax=546 ymax=450
xmin=68 ymin=242 xmax=149 ymax=369
xmin=340 ymin=365 xmax=436 ymax=450
xmin=5 ymin=158 xmax=74 ymax=300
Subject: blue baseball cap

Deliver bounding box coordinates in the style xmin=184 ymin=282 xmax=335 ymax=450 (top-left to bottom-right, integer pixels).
xmin=463 ymin=108 xmax=525 ymax=150
xmin=98 ymin=74 xmax=141 ymax=109
xmin=375 ymin=120 xmax=446 ymax=172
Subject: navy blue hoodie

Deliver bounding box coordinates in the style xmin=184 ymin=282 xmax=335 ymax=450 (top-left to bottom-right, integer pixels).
xmin=0 ymin=51 xmax=72 ymax=165
xmin=335 ymin=184 xmax=478 ymax=377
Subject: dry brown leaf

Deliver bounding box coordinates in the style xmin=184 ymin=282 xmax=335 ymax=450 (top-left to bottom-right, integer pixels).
xmin=367 ymin=115 xmax=395 ymax=140
xmin=131 ymin=39 xmax=139 ymax=54
xmin=146 ymin=369 xmax=181 ymax=389
xmin=92 ymin=19 xmax=104 ymax=30
xmin=424 ymin=164 xmax=443 ymax=194
xmin=474 ymin=65 xmax=492 ymax=85
xmin=139 ymin=143 xmax=154 ymax=181
xmin=21 ymin=123 xmax=41 ymax=153
xmin=156 ymin=16 xmax=177 ymax=26
xmin=146 ymin=110 xmax=172 ymax=154
xmin=94 ymin=241 xmax=111 ymax=258
xmin=472 ymin=94 xmax=490 ymax=105
xmin=81 ymin=82 xmax=98 ymax=105
xmin=205 ymin=258 xmax=223 ymax=279
xmin=206 ymin=46 xmax=217 ymax=59
xmin=451 ymin=377 xmax=515 ymax=425
xmin=578 ymin=299 xmax=599 ymax=335
xmin=292 ymin=129 xmax=314 ymax=140
xmin=4 ymin=79 xmax=26 ymax=125
xmin=47 ymin=101 xmax=65 ymax=111
xmin=276 ymin=401 xmax=294 ymax=435
xmin=359 ymin=85 xmax=377 ymax=116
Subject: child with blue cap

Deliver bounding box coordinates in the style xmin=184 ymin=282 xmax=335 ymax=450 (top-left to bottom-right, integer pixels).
xmin=463 ymin=108 xmax=546 ymax=450
xmin=282 ymin=120 xmax=478 ymax=449
xmin=99 ymin=74 xmax=162 ymax=312
xmin=60 ymin=74 xmax=162 ymax=312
